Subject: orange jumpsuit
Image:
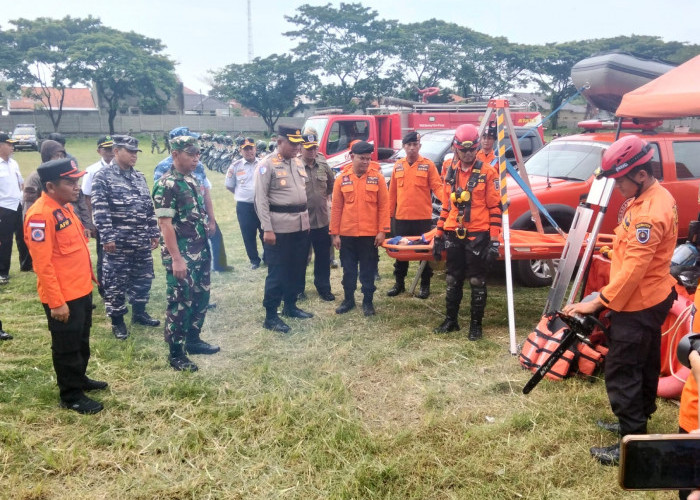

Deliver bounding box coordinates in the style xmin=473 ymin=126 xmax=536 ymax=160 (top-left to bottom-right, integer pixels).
xmin=389 ymin=155 xmax=443 ymax=220
xmin=476 ymin=148 xmax=495 ymax=166
xmin=679 ymin=290 xmax=700 ymax=433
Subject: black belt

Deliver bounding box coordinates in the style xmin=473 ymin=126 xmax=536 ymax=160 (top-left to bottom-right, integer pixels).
xmin=270 ymin=204 xmax=307 ymax=213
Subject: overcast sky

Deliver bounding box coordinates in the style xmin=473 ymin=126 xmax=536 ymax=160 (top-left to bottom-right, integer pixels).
xmin=2 ymin=0 xmax=699 ymax=92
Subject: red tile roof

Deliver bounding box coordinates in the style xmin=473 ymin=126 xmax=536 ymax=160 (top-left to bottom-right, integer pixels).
xmin=9 ymin=87 xmax=97 ymax=111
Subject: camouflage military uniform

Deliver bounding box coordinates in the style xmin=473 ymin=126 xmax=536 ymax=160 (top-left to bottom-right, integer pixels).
xmin=152 ymin=167 xmax=210 ymax=346
xmin=91 ymin=163 xmax=159 ymax=318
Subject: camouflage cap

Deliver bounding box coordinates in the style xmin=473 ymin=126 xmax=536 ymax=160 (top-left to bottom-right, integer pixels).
xmin=171 ymin=135 xmax=200 ymax=153
xmin=112 ymin=135 xmax=142 ymax=152
xmin=169 ymin=126 xmax=200 ymax=140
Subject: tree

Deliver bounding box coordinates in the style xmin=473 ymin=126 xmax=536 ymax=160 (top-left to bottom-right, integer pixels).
xmin=69 ymin=28 xmax=178 ymax=134
xmin=5 ymin=16 xmax=101 ymax=131
xmin=284 ymin=2 xmax=397 ymax=110
xmin=211 ymin=54 xmax=318 ymax=133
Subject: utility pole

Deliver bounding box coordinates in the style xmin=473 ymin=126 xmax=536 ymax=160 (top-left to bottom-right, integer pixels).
xmin=247 ymin=0 xmax=253 ymax=62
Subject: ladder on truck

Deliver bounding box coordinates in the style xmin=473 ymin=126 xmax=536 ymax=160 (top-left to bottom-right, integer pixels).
xmin=478 ymin=99 xmax=550 ymax=355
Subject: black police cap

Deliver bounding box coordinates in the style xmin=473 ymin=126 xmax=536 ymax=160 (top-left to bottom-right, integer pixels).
xmin=278 ymin=125 xmax=303 ymax=143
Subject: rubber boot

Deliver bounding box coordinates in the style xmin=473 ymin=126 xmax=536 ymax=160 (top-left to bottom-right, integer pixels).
xmin=468 ymin=286 xmax=487 ymax=341
xmin=386 ymin=278 xmax=405 ymax=297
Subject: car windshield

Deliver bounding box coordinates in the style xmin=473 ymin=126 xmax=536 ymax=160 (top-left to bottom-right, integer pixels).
xmin=393 ymin=135 xmax=452 ymax=163
xmin=13 ymin=127 xmax=35 ymax=135
xmin=525 ymin=141 xmax=608 ymax=181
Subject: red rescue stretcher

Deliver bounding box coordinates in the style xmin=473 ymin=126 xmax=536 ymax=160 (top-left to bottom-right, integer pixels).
xmin=382 ymin=228 xmax=615 ymax=262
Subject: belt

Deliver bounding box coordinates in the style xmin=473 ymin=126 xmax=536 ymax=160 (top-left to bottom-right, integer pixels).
xmin=270 ymin=204 xmax=307 ymax=214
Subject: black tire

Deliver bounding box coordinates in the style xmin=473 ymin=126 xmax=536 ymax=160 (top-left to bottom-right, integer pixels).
xmin=511 ymin=205 xmax=575 ymax=287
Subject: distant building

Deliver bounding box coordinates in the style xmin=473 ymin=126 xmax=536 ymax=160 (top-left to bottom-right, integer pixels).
xmin=7 ymin=87 xmax=98 ymax=114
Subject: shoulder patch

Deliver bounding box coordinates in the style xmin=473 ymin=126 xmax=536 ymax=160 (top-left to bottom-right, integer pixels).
xmin=31 ymin=227 xmax=45 ymax=242
xmin=635 ymin=222 xmax=652 ymax=244
xmin=341 ymin=175 xmax=352 ymax=186
xmin=53 ymin=209 xmax=66 ymax=223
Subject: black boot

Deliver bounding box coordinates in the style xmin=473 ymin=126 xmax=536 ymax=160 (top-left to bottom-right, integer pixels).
xmin=435 ymin=284 xmax=462 ymax=334
xmin=185 ymin=333 xmax=220 ymax=355
xmin=468 ymin=286 xmax=487 ymax=341
xmin=590 ymin=442 xmax=620 ymax=466
xmin=263 ymin=308 xmax=290 ymax=333
xmin=132 ymin=303 xmax=161 ymax=327
xmin=434 ymin=317 xmax=460 ymax=333
xmin=111 ymin=315 xmax=128 ymax=340
xmin=386 ymin=279 xmax=405 ymax=297
xmin=169 ymin=343 xmax=198 ymax=372
xmin=362 ymin=295 xmax=375 ymax=316
xmin=336 ymin=291 xmax=356 ymax=314
xmin=415 ymin=279 xmax=430 ymax=299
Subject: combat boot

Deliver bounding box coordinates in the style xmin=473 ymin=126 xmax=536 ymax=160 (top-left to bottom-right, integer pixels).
xmin=590 ymin=443 xmax=620 ymax=466
xmin=386 ymin=279 xmax=405 ymax=297
xmin=111 ymin=316 xmax=128 ymax=340
xmin=415 ymin=280 xmax=430 ymax=299
xmin=434 ymin=317 xmax=460 ymax=334
xmin=435 ymin=285 xmax=461 ymax=334
xmin=132 ymin=303 xmax=161 ymax=327
xmin=468 ymin=286 xmax=487 ymax=341
xmin=362 ymin=294 xmax=375 ymax=316
xmin=468 ymin=319 xmax=483 ymax=341
xmin=336 ymin=291 xmax=356 ymax=314
xmin=169 ymin=343 xmax=198 ymax=372
xmin=185 ymin=333 xmax=220 ymax=355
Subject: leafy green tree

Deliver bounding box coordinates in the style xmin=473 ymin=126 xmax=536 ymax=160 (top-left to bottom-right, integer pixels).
xmin=5 ymin=16 xmax=101 ymax=131
xmin=68 ymin=28 xmax=178 ymax=134
xmin=284 ymin=2 xmax=397 ymax=110
xmin=211 ymin=54 xmax=318 ymax=133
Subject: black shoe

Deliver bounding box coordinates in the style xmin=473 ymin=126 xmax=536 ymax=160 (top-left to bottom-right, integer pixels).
xmin=335 ymin=299 xmax=356 ymax=314
xmin=297 ymin=291 xmax=308 ymax=301
xmin=0 ymin=329 xmax=12 ymax=341
xmin=60 ymin=395 xmax=103 ymax=414
xmin=318 ymin=290 xmax=335 ymax=301
xmin=0 ymin=275 xmax=8 ymax=285
xmin=434 ymin=318 xmax=460 ymax=334
xmin=596 ymin=420 xmax=621 ymax=435
xmin=83 ymin=378 xmax=108 ymax=391
xmin=415 ymin=285 xmax=430 ymax=299
xmin=590 ymin=443 xmax=620 ymax=466
xmin=282 ymin=307 xmax=314 ymax=319
xmin=251 ymin=262 xmax=260 ymax=270
xmin=214 ymin=265 xmax=234 ymax=272
xmin=133 ymin=312 xmax=161 ymax=327
xmin=185 ymin=340 xmax=221 ymax=355
xmin=386 ymin=282 xmax=405 ymax=297
xmin=362 ymin=302 xmax=376 ymax=316
xmin=169 ymin=354 xmax=199 ymax=372
xmin=468 ymin=320 xmax=483 ymax=341
xmin=263 ymin=316 xmax=291 ymax=333
xmin=112 ymin=323 xmax=128 ymax=340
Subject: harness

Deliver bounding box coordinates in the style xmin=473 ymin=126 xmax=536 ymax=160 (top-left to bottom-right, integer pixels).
xmin=444 ymin=160 xmax=483 ymax=239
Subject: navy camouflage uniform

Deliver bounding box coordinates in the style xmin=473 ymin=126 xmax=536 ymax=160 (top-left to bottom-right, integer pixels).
xmin=152 ymin=167 xmax=211 ymax=346
xmin=91 ymin=163 xmax=159 ymax=318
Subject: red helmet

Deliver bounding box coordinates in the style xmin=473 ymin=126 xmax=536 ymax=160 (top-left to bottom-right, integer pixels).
xmin=597 ymin=135 xmax=654 ymax=179
xmin=453 ymin=124 xmax=480 ymax=151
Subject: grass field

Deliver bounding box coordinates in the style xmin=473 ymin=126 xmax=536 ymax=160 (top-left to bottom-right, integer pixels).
xmin=0 ymin=137 xmax=680 ymax=499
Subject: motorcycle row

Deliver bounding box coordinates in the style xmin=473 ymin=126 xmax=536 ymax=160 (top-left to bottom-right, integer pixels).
xmin=199 ymin=134 xmax=275 ymax=173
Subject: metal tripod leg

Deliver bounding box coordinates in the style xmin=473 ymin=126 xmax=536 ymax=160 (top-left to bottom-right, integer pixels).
xmin=409 ymin=260 xmax=427 ymax=295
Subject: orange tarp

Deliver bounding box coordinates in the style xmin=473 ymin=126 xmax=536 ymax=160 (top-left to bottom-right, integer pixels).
xmin=616 ymin=55 xmax=700 ymax=119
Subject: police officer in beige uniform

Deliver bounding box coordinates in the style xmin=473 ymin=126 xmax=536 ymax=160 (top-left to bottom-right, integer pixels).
xmin=299 ymin=131 xmax=336 ymax=301
xmin=254 ymin=125 xmax=313 ymax=333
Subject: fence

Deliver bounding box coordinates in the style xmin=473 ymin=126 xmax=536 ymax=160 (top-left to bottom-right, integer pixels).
xmin=0 ymin=111 xmax=306 ymax=136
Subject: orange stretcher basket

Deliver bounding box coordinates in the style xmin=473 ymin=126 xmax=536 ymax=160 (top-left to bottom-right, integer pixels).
xmin=382 ymin=228 xmax=615 ymax=262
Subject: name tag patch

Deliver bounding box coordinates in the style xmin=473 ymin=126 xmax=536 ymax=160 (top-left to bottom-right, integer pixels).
xmin=366 ymin=176 xmax=379 ymax=185
xmin=418 ymin=164 xmax=429 ymax=172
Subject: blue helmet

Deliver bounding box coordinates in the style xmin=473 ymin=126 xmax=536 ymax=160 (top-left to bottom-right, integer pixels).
xmin=169 ymin=126 xmax=200 ymax=140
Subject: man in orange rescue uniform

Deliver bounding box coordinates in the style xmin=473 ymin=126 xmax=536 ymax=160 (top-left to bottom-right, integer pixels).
xmin=433 ymin=124 xmax=502 ymax=340
xmin=563 ymin=136 xmax=677 ymax=466
xmin=387 ymin=131 xmax=443 ymax=299
xmin=476 ymin=122 xmax=496 ymax=165
xmin=330 ymin=141 xmax=390 ymax=316
xmin=24 ymin=158 xmax=107 ymax=415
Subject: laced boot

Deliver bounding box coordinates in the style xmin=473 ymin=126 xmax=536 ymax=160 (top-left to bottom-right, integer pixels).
xmin=362 ymin=294 xmax=375 ymax=316
xmin=132 ymin=303 xmax=161 ymax=327
xmin=169 ymin=343 xmax=198 ymax=372
xmin=386 ymin=278 xmax=405 ymax=297
xmin=415 ymin=278 xmax=430 ymax=299
xmin=185 ymin=332 xmax=220 ymax=355
xmin=336 ymin=291 xmax=356 ymax=314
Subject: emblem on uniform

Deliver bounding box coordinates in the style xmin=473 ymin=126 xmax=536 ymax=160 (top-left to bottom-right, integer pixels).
xmin=226 ymin=169 xmax=233 ymax=178
xmin=298 ymin=168 xmax=307 ymax=177
xmin=493 ymin=179 xmax=500 ymax=191
xmin=53 ymin=209 xmax=65 ymax=223
xmin=341 ymin=175 xmax=352 ymax=186
xmin=395 ymin=165 xmax=404 ymax=172
xmin=281 ymin=179 xmax=287 ymax=186
xmin=635 ymin=222 xmax=652 ymax=244
xmin=259 ymin=166 xmax=266 ymax=175
xmin=366 ymin=176 xmax=379 ymax=185
xmin=28 ymin=221 xmax=46 ymax=242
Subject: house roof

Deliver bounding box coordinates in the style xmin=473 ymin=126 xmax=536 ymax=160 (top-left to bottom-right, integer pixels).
xmin=8 ymin=87 xmax=97 ymax=112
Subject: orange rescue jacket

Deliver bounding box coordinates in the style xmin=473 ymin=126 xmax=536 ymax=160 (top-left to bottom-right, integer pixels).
xmin=330 ymin=164 xmax=390 ymax=237
xmin=388 ymin=155 xmax=443 ymax=220
xmin=24 ymin=192 xmax=94 ymax=308
xmin=599 ymin=181 xmax=677 ymax=312
xmin=679 ymin=290 xmax=700 ymax=432
xmin=436 ymin=158 xmax=502 ymax=239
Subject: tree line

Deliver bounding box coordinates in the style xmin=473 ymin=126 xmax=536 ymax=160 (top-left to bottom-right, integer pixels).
xmin=2 ymin=6 xmax=699 ymax=135
xmin=0 ymin=16 xmax=177 ymax=134
xmin=211 ymin=2 xmax=700 ymax=131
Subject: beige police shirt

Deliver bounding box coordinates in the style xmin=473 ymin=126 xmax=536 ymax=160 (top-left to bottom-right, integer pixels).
xmin=303 ymin=154 xmax=335 ymax=229
xmin=254 ymin=153 xmax=310 ymax=234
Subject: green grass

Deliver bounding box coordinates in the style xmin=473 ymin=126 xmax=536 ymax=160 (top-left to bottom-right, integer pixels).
xmin=0 ymin=137 xmax=679 ymax=499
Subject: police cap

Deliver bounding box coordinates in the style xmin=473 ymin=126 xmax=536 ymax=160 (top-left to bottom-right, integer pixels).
xmin=112 ymin=135 xmax=142 ymax=152
xmin=351 ymin=141 xmax=373 ymax=155
xmin=402 ymin=131 xmax=420 ymax=144
xmin=38 ymin=158 xmax=85 ymax=183
xmin=0 ymin=133 xmax=17 ymax=144
xmin=97 ymin=135 xmax=113 ymax=148
xmin=278 ymin=125 xmax=303 ymax=143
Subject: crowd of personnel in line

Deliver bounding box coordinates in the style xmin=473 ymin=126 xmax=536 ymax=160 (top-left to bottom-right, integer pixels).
xmin=4 ymin=122 xmax=700 ymax=497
